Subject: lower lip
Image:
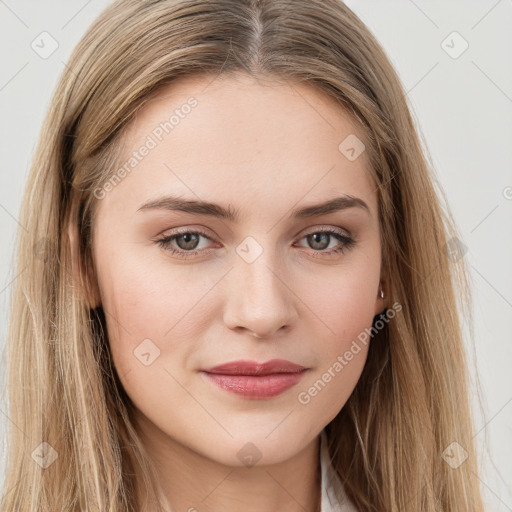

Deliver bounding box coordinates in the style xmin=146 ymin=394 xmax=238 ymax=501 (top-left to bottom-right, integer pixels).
xmin=201 ymin=370 xmax=307 ymax=399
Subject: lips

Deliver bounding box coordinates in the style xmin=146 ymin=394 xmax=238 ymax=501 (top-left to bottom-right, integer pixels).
xmin=201 ymin=359 xmax=307 ymax=375
xmin=200 ymin=359 xmax=308 ymax=399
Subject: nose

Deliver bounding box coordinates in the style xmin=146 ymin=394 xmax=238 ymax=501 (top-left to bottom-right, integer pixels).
xmin=222 ymin=249 xmax=298 ymax=339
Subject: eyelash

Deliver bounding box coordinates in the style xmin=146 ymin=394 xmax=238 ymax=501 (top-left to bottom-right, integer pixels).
xmin=155 ymin=227 xmax=356 ymax=259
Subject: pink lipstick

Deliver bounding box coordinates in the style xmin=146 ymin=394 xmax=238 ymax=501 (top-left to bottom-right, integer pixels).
xmin=200 ymin=359 xmax=308 ymax=399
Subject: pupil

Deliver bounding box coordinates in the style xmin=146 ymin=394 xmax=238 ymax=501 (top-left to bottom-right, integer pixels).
xmin=310 ymin=233 xmax=329 ymax=250
xmin=179 ymin=233 xmax=199 ymax=250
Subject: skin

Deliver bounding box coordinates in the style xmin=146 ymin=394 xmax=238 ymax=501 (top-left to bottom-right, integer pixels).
xmin=76 ymin=72 xmax=387 ymax=512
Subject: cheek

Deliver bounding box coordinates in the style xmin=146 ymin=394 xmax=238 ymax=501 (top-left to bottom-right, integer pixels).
xmin=292 ymin=256 xmax=378 ymax=417
xmin=99 ymin=247 xmax=212 ymax=332
xmin=295 ymin=282 xmax=373 ymax=423
xmin=294 ymin=253 xmax=380 ymax=348
xmin=96 ymin=254 xmax=213 ymax=430
xmin=95 ymin=250 xmax=213 ymax=379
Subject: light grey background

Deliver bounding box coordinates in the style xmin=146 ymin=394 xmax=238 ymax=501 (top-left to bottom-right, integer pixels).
xmin=1 ymin=1 xmax=511 ymax=509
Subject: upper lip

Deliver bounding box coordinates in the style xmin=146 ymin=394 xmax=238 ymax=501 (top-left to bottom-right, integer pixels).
xmin=201 ymin=359 xmax=307 ymax=375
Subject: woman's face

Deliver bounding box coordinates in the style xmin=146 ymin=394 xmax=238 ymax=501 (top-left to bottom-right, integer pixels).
xmin=89 ymin=73 xmax=384 ymax=466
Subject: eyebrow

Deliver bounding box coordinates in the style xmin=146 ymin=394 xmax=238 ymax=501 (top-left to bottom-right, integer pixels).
xmin=137 ymin=194 xmax=370 ymax=220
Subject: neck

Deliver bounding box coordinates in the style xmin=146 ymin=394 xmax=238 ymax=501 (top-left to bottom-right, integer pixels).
xmin=132 ymin=413 xmax=322 ymax=512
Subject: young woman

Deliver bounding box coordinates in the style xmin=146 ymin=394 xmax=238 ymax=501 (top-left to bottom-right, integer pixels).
xmin=0 ymin=0 xmax=485 ymax=511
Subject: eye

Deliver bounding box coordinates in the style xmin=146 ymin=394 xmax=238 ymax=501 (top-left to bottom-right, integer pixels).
xmin=156 ymin=228 xmax=214 ymax=258
xmin=155 ymin=227 xmax=356 ymax=259
xmin=295 ymin=228 xmax=356 ymax=257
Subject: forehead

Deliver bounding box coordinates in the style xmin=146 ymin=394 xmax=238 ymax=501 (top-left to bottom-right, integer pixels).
xmin=104 ymin=72 xmax=377 ymax=219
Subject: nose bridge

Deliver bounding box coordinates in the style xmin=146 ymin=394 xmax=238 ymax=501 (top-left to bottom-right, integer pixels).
xmin=223 ymin=235 xmax=297 ymax=337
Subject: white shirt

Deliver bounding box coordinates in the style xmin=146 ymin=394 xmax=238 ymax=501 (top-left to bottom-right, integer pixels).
xmin=319 ymin=429 xmax=358 ymax=512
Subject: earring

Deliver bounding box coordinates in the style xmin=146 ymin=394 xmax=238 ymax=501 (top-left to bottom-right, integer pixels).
xmin=379 ymin=286 xmax=385 ymax=299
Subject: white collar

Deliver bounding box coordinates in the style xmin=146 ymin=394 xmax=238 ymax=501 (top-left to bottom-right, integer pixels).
xmin=319 ymin=429 xmax=358 ymax=512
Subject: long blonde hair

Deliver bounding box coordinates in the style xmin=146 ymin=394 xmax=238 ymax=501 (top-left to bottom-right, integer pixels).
xmin=1 ymin=0 xmax=485 ymax=510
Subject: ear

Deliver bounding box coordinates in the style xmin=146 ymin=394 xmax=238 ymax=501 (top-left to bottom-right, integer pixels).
xmin=67 ymin=221 xmax=101 ymax=309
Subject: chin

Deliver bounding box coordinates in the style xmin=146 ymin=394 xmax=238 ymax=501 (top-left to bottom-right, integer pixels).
xmin=193 ymin=430 xmax=309 ymax=468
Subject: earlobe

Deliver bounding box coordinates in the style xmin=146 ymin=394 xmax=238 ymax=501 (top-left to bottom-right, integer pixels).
xmin=67 ymin=221 xmax=101 ymax=309
xmin=374 ymin=280 xmax=388 ymax=316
